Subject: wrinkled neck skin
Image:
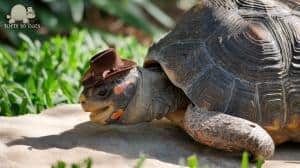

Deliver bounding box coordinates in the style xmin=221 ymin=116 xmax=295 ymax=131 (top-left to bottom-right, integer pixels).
xmin=120 ymin=67 xmax=189 ymax=124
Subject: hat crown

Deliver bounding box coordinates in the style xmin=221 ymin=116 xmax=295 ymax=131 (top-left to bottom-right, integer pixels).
xmin=81 ymin=48 xmax=136 ymax=87
xmin=91 ymin=48 xmax=123 ymax=76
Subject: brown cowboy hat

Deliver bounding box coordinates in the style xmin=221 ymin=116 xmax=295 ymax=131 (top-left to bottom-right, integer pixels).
xmin=81 ymin=48 xmax=136 ymax=87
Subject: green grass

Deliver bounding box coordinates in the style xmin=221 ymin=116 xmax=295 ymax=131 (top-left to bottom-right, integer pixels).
xmin=50 ymin=155 xmax=196 ymax=168
xmin=241 ymin=151 xmax=264 ymax=168
xmin=187 ymin=155 xmax=199 ymax=168
xmin=51 ymin=153 xmax=264 ymax=168
xmin=135 ymin=153 xmax=147 ymax=168
xmin=52 ymin=158 xmax=92 ymax=168
xmin=0 ymin=29 xmax=147 ymax=116
xmin=183 ymin=152 xmax=263 ymax=168
xmin=241 ymin=151 xmax=250 ymax=168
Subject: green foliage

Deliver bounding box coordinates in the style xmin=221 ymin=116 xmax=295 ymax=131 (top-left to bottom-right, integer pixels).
xmin=52 ymin=161 xmax=66 ymax=168
xmin=84 ymin=158 xmax=93 ymax=168
xmin=0 ymin=29 xmax=147 ymax=116
xmin=178 ymin=155 xmax=207 ymax=168
xmin=181 ymin=153 xmax=264 ymax=168
xmin=256 ymin=159 xmax=263 ymax=168
xmin=241 ymin=151 xmax=264 ymax=168
xmin=135 ymin=153 xmax=147 ymax=168
xmin=51 ymin=153 xmax=265 ymax=168
xmin=0 ymin=0 xmax=172 ymax=45
xmin=52 ymin=158 xmax=93 ymax=168
xmin=241 ymin=151 xmax=249 ymax=168
xmin=187 ymin=155 xmax=199 ymax=168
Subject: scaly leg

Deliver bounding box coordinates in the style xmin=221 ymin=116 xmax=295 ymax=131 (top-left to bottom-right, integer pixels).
xmin=183 ymin=104 xmax=275 ymax=159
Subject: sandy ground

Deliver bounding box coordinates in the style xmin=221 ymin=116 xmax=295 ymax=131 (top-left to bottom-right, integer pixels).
xmin=0 ymin=104 xmax=299 ymax=168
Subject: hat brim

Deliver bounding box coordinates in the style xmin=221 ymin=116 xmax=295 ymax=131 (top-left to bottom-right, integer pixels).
xmin=81 ymin=59 xmax=136 ymax=87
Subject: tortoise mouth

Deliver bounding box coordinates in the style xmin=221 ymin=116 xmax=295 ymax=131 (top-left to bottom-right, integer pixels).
xmin=89 ymin=105 xmax=115 ymax=125
xmin=99 ymin=106 xmax=110 ymax=112
xmin=81 ymin=102 xmax=112 ymax=114
xmin=80 ymin=95 xmax=111 ymax=113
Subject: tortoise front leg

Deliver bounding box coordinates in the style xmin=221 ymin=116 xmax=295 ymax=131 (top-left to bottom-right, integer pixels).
xmin=183 ymin=104 xmax=275 ymax=159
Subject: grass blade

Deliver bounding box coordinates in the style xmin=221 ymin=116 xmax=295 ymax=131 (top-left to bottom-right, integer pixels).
xmin=241 ymin=151 xmax=249 ymax=168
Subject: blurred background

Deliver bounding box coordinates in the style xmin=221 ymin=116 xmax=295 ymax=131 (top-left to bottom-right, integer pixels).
xmin=1 ymin=0 xmax=198 ymax=48
xmin=0 ymin=0 xmax=197 ymax=116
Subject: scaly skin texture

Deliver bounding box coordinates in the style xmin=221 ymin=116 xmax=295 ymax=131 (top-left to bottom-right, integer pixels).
xmin=183 ymin=105 xmax=275 ymax=159
xmin=120 ymin=67 xmax=189 ymax=124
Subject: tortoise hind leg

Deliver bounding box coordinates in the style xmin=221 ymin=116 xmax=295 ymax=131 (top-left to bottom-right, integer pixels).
xmin=183 ymin=104 xmax=275 ymax=159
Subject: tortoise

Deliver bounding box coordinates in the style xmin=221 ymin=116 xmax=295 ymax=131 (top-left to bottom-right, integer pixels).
xmin=6 ymin=4 xmax=35 ymax=24
xmin=80 ymin=0 xmax=300 ymax=159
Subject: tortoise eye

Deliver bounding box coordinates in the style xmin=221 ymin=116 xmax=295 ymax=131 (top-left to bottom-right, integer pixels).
xmin=97 ymin=87 xmax=110 ymax=97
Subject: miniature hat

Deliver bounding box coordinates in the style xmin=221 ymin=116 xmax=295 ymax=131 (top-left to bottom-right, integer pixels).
xmin=81 ymin=48 xmax=136 ymax=87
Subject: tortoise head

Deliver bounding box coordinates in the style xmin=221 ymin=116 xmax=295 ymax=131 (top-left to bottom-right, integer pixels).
xmin=80 ymin=69 xmax=138 ymax=125
xmin=80 ymin=49 xmax=139 ymax=125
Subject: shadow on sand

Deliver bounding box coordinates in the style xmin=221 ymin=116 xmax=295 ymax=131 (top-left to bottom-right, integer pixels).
xmin=7 ymin=120 xmax=241 ymax=166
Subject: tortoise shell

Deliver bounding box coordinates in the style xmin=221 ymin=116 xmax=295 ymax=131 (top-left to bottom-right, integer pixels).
xmin=144 ymin=0 xmax=300 ymax=134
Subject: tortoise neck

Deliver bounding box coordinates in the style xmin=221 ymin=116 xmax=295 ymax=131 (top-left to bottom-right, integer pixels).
xmin=121 ymin=67 xmax=189 ymax=124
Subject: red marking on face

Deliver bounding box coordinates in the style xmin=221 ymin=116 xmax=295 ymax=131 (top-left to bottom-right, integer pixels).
xmin=113 ymin=80 xmax=133 ymax=95
xmin=111 ymin=110 xmax=123 ymax=120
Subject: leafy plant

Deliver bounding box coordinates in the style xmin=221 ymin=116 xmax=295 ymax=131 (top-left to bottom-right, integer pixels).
xmin=50 ymin=152 xmax=265 ymax=168
xmin=135 ymin=153 xmax=147 ymax=168
xmin=180 ymin=152 xmax=264 ymax=168
xmin=241 ymin=151 xmax=264 ymax=168
xmin=241 ymin=151 xmax=249 ymax=168
xmin=187 ymin=155 xmax=199 ymax=168
xmin=52 ymin=161 xmax=66 ymax=168
xmin=0 ymin=29 xmax=147 ymax=116
xmin=51 ymin=158 xmax=92 ymax=168
xmin=256 ymin=159 xmax=263 ymax=168
xmin=0 ymin=0 xmax=174 ymax=46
